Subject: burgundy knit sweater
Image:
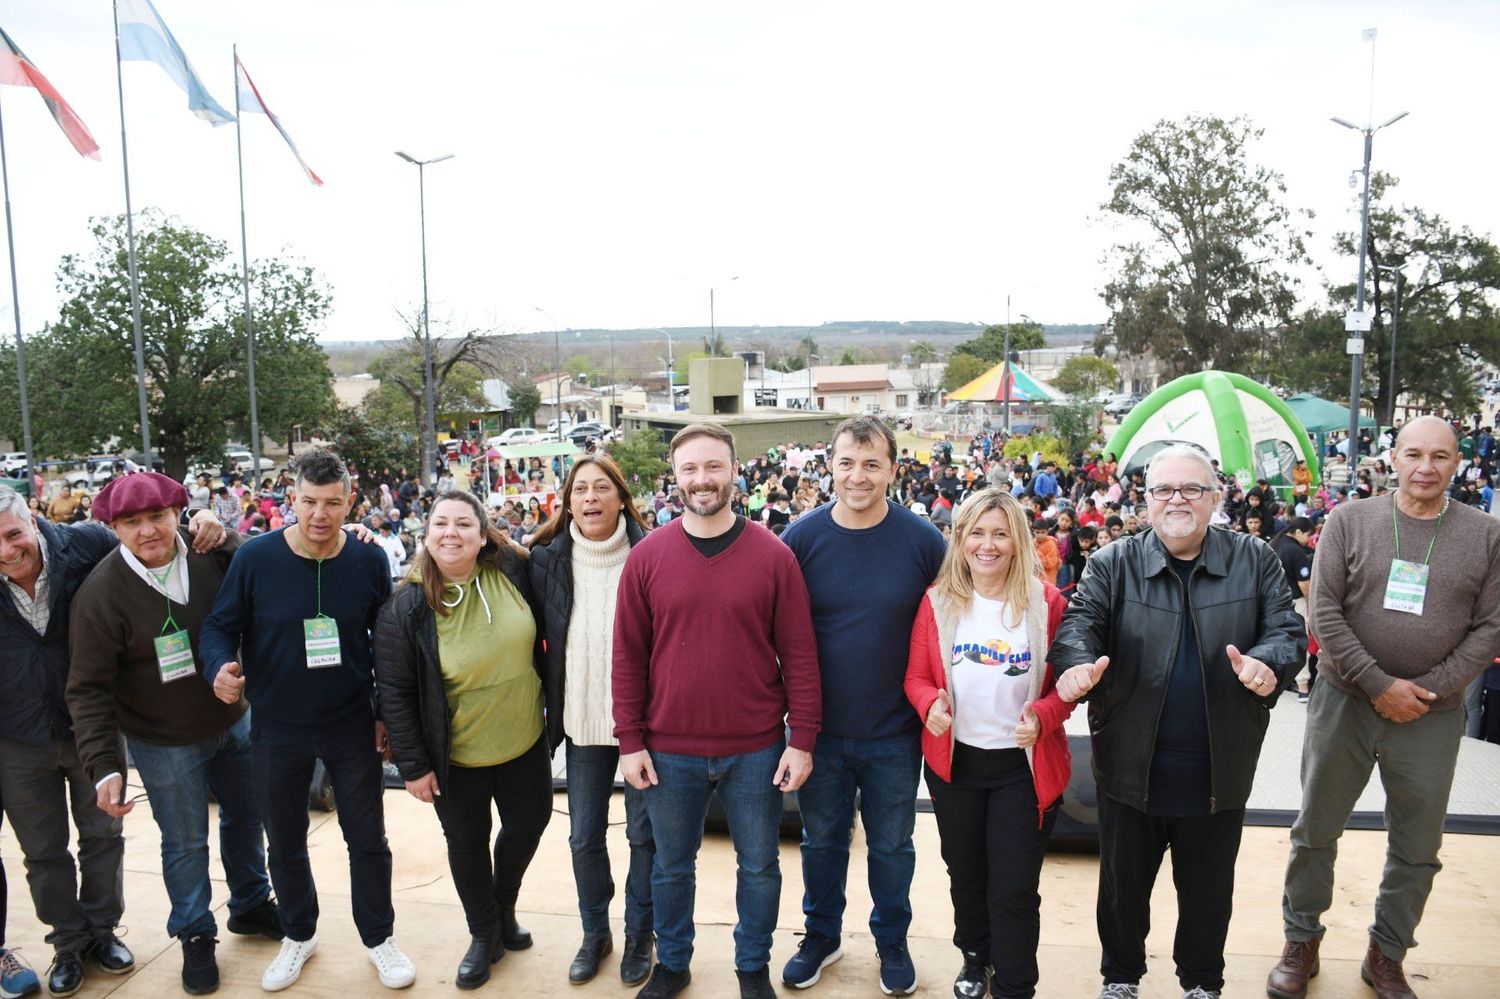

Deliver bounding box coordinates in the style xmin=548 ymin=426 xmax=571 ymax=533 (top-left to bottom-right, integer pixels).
xmin=612 ymin=518 xmax=821 ymax=757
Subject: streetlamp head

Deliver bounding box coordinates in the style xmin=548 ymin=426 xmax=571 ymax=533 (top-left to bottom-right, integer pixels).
xmin=395 ymin=151 xmax=455 ymax=166
xmin=1329 ymin=116 xmax=1359 ymax=130
xmin=395 ymin=151 xmax=417 ymax=164
xmin=1379 ymin=110 xmax=1409 ymax=130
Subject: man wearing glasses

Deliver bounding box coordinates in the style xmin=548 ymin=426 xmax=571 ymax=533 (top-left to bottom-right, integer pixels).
xmin=1047 ymin=445 xmax=1305 ymax=999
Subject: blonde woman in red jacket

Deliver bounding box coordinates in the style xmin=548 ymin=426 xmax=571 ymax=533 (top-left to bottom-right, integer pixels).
xmin=905 ymin=488 xmax=1074 ymax=999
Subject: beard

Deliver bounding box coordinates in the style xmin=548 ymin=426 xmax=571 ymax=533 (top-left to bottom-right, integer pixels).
xmin=1154 ymin=508 xmax=1201 ymax=539
xmin=680 ymin=479 xmax=733 ymax=517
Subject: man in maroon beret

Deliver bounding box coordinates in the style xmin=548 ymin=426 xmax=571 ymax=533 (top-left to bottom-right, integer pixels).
xmin=0 ymin=475 xmax=226 ymax=997
xmin=65 ymin=472 xmax=280 ymax=994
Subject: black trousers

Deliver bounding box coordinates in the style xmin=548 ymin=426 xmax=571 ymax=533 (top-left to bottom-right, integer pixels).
xmin=927 ymin=745 xmax=1056 ymax=999
xmin=430 ymin=737 xmax=553 ymax=936
xmin=1096 ymin=793 xmax=1244 ymax=992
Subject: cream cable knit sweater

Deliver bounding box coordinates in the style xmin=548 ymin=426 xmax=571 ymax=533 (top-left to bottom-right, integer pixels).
xmin=564 ymin=515 xmax=631 ymax=745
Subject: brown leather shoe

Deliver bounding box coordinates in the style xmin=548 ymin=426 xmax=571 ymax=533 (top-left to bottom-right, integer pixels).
xmin=1360 ymin=940 xmax=1417 ymax=999
xmin=1266 ymin=938 xmax=1320 ymax=998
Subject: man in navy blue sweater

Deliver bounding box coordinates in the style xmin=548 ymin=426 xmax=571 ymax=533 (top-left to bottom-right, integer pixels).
xmin=200 ymin=448 xmax=411 ymax=993
xmin=780 ymin=416 xmax=946 ymax=995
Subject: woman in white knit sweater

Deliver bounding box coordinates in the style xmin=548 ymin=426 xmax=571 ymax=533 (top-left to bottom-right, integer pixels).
xmin=528 ymin=454 xmax=656 ymax=987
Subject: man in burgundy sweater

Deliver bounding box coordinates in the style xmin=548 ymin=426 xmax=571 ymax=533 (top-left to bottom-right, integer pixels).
xmin=613 ymin=423 xmax=821 ymax=999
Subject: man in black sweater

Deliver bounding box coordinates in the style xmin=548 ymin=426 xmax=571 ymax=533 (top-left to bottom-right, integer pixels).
xmin=67 ymin=472 xmax=281 ymax=995
xmin=200 ymin=448 xmax=410 ymax=994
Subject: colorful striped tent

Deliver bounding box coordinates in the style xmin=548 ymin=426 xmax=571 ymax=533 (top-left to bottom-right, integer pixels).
xmin=946 ymin=360 xmax=1064 ymax=402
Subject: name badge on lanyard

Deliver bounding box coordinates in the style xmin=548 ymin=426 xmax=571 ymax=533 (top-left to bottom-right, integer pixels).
xmin=1386 ymin=497 xmax=1446 ymax=618
xmin=154 ymin=629 xmax=196 ymax=683
xmin=1382 ymin=559 xmax=1429 ymax=615
xmin=304 ymin=617 xmax=342 ymax=669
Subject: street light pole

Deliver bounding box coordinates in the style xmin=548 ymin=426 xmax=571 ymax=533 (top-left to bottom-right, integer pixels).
xmin=1332 ymin=101 xmax=1407 ymax=463
xmin=807 ymin=349 xmax=820 ymax=410
xmin=395 ymin=150 xmax=454 ymax=488
xmin=1377 ymin=264 xmax=1403 ymax=428
xmin=651 ymin=328 xmax=675 ymax=407
xmin=536 ymin=307 xmax=562 ymax=432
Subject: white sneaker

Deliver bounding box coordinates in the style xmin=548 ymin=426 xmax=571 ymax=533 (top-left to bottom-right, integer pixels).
xmin=261 ymin=936 xmax=317 ymax=992
xmin=1099 ymin=986 xmax=1140 ymax=999
xmin=366 ymin=937 xmax=416 ymax=989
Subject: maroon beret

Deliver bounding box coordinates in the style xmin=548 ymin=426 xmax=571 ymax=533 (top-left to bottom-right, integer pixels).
xmin=94 ymin=472 xmax=190 ymax=523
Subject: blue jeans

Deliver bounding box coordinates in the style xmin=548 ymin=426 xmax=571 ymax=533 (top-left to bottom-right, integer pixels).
xmin=795 ymin=732 xmax=920 ymax=947
xmin=566 ymin=740 xmax=654 ymax=937
xmin=252 ymin=711 xmax=393 ymax=947
xmin=644 ymin=739 xmax=784 ymax=972
xmin=127 ymin=711 xmax=269 ymax=939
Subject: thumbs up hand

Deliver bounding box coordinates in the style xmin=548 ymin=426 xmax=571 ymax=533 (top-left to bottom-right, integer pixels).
xmin=1228 ymin=644 xmax=1276 ymax=698
xmin=1057 ymin=655 xmax=1110 ymax=703
xmin=925 ymin=689 xmax=954 ymax=736
xmin=1015 ymin=703 xmax=1041 ymax=748
xmin=214 ymin=661 xmax=245 ymax=704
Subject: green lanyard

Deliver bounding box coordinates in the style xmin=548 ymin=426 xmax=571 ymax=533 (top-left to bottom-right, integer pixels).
xmin=291 ymin=528 xmax=335 ymax=619
xmin=151 ymin=556 xmax=179 ymax=635
xmin=1392 ymin=495 xmax=1448 ymax=566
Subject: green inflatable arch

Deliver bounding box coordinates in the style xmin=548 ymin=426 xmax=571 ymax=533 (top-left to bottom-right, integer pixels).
xmin=1104 ymin=370 xmax=1321 ymax=493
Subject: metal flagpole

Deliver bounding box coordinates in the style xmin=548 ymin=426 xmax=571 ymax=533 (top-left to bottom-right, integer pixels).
xmin=232 ymin=46 xmax=262 ymax=479
xmin=0 ymin=93 xmax=37 ymax=490
xmin=112 ymin=0 xmax=153 ymax=461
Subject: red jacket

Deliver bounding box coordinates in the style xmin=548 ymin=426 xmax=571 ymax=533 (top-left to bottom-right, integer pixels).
xmin=904 ymin=580 xmax=1073 ymax=827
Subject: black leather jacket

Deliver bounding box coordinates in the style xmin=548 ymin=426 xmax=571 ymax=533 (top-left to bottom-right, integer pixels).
xmin=373 ymin=544 xmax=550 ymax=792
xmin=1047 ymin=526 xmax=1306 ymax=813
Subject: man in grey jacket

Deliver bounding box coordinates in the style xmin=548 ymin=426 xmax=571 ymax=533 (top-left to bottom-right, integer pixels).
xmin=1048 ymin=445 xmax=1305 ymax=999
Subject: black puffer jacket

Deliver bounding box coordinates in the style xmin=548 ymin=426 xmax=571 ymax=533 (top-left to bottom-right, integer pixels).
xmin=0 ymin=519 xmax=117 ymax=744
xmin=1046 ymin=526 xmax=1306 ymax=813
xmin=529 ymin=515 xmax=646 ymax=748
xmin=374 ymin=543 xmax=553 ymax=792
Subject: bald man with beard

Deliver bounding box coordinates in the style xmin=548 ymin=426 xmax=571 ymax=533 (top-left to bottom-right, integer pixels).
xmin=1269 ymin=416 xmax=1500 ymax=999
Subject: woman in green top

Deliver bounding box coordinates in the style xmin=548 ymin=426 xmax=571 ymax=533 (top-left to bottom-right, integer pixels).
xmin=375 ymin=490 xmax=556 ymax=990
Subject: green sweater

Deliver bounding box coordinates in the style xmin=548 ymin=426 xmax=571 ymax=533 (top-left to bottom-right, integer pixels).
xmin=66 ymin=531 xmax=245 ymax=783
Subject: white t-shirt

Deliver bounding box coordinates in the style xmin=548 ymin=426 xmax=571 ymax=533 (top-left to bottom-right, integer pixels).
xmin=949 ymin=594 xmax=1034 ymax=750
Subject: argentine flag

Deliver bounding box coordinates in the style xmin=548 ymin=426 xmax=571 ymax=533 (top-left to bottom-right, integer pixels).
xmin=116 ymin=0 xmax=234 ymax=125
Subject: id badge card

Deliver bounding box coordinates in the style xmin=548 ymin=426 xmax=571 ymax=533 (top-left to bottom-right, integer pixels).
xmin=1383 ymin=558 xmax=1429 ymax=615
xmin=304 ymin=618 xmax=342 ymax=668
xmin=153 ymin=629 xmax=196 ymax=683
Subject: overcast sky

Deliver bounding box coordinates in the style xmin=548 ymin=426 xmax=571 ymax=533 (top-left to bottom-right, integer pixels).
xmin=1 ymin=1 xmax=1495 ymax=345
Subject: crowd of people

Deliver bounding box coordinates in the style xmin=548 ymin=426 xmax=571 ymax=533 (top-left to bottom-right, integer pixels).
xmin=0 ymin=412 xmax=1496 ymax=999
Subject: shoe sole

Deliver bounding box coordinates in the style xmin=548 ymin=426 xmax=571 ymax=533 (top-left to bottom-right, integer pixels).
xmin=227 ymin=921 xmax=285 ymax=942
xmin=92 ymin=958 xmax=134 ymax=977
xmin=45 ymin=980 xmax=81 ymax=999
xmin=784 ymin=946 xmax=843 ymax=989
xmin=879 ymin=973 xmax=918 ymax=996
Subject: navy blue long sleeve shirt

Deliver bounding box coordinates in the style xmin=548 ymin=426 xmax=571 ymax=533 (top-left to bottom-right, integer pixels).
xmin=200 ymin=530 xmax=391 ymax=733
xmin=782 ymin=500 xmax=946 ymax=740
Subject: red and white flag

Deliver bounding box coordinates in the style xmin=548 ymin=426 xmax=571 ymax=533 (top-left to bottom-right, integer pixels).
xmin=236 ymin=55 xmax=322 ymax=186
xmin=0 ymin=24 xmax=100 ymax=159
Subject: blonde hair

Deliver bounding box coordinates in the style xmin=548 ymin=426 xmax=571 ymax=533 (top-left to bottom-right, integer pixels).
xmin=932 ymin=488 xmax=1037 ymax=627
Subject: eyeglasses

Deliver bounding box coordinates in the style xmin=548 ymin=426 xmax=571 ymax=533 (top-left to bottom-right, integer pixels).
xmin=1147 ymin=484 xmax=1211 ymax=501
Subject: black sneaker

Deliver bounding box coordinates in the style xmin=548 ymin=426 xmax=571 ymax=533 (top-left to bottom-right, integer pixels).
xmin=636 ymin=963 xmax=691 ymax=999
xmin=953 ymin=951 xmax=988 ymax=999
xmin=737 ymin=966 xmax=777 ymax=999
xmin=226 ymin=897 xmax=284 ymax=941
xmin=181 ymin=935 xmax=219 ymax=995
xmin=781 ymin=933 xmax=842 ymax=988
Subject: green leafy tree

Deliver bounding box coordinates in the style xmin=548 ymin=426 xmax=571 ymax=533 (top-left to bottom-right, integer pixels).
xmin=609 ymin=429 xmax=668 ymax=495
xmin=508 ymin=381 xmax=542 ymax=426
xmin=0 ymin=211 xmax=333 ymax=479
xmin=1052 ymin=355 xmax=1119 ymax=397
xmin=1273 ymin=173 xmax=1500 ymax=421
xmin=702 ymin=331 xmax=728 ymax=357
xmin=564 ymin=354 xmax=595 ymax=383
xmin=321 ymin=404 xmax=417 ymax=478
xmin=837 ymin=346 xmax=860 ymax=365
xmin=362 ymin=351 xmax=488 ymax=434
xmin=1097 ymin=115 xmax=1309 ymax=377
xmin=941 ymin=353 xmax=988 ymax=392
xmin=1044 ymin=399 xmax=1104 ymax=457
xmin=952 ymin=322 xmax=1045 ymax=363
xmin=909 ymin=340 xmax=939 ymax=364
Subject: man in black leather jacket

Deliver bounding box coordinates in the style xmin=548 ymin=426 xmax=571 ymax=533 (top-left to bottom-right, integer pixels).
xmin=1046 ymin=445 xmax=1305 ymax=999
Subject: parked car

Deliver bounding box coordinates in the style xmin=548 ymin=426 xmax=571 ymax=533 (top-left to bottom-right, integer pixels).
xmin=67 ymin=456 xmax=142 ymax=489
xmin=227 ymin=449 xmax=276 ymax=475
xmin=2 ymin=452 xmax=26 ymax=475
xmin=490 ymin=427 xmax=545 ymax=447
xmin=565 ymin=422 xmax=610 ymax=445
xmin=1103 ymin=393 xmax=1143 ymax=418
